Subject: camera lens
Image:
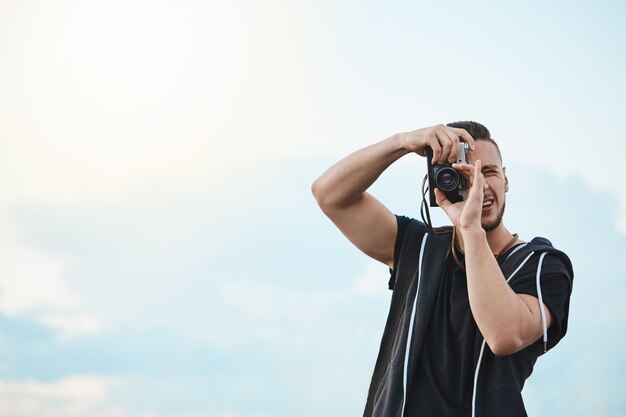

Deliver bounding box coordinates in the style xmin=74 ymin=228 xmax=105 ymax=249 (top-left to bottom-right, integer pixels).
xmin=441 ymin=172 xmax=454 ymax=185
xmin=435 ymin=167 xmax=459 ymax=191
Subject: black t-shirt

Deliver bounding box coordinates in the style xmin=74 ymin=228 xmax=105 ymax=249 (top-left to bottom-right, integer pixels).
xmin=390 ymin=216 xmax=572 ymax=417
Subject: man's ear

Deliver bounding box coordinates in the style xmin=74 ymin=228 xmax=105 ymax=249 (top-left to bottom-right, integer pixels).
xmin=503 ymin=167 xmax=509 ymax=192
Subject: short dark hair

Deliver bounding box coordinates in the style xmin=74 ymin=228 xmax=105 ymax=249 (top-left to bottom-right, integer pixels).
xmin=446 ymin=120 xmax=502 ymax=162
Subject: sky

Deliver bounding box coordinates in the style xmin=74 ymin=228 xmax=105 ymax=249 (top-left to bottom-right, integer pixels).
xmin=0 ymin=0 xmax=625 ymax=416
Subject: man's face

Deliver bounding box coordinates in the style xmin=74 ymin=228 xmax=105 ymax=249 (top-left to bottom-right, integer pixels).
xmin=466 ymin=140 xmax=508 ymax=232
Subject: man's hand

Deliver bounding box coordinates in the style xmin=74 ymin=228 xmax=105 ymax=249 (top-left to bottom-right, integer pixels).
xmin=398 ymin=125 xmax=475 ymax=163
xmin=434 ymin=160 xmax=486 ymax=230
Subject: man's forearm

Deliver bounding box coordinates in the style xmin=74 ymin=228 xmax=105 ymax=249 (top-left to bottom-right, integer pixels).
xmin=462 ymin=228 xmax=541 ymax=355
xmin=312 ymin=134 xmax=410 ymax=209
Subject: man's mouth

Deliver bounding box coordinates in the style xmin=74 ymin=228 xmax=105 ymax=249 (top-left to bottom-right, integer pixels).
xmin=482 ymin=198 xmax=494 ymax=210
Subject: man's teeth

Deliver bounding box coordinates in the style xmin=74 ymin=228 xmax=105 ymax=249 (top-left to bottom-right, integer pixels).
xmin=482 ymin=200 xmax=493 ymax=207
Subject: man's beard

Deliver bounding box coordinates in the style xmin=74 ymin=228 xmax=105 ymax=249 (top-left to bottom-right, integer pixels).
xmin=482 ymin=200 xmax=506 ymax=232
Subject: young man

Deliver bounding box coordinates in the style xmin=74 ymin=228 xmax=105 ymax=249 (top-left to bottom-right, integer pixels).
xmin=311 ymin=122 xmax=573 ymax=417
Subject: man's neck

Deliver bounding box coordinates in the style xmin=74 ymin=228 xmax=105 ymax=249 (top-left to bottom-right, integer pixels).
xmin=486 ymin=224 xmax=518 ymax=255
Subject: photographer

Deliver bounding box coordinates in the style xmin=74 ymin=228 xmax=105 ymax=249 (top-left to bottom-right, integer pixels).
xmin=311 ymin=122 xmax=573 ymax=417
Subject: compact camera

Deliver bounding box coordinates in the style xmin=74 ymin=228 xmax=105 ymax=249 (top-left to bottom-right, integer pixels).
xmin=426 ymin=142 xmax=469 ymax=207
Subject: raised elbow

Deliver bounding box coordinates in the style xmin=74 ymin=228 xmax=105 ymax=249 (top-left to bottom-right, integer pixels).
xmin=311 ymin=177 xmax=341 ymax=212
xmin=488 ymin=343 xmax=515 ymax=357
xmin=485 ymin=335 xmax=524 ymax=357
xmin=311 ymin=178 xmax=326 ymax=207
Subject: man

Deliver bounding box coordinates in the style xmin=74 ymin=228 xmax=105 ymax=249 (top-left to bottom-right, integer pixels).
xmin=311 ymin=122 xmax=573 ymax=417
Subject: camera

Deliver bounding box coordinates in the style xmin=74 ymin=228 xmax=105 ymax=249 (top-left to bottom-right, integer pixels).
xmin=426 ymin=142 xmax=469 ymax=207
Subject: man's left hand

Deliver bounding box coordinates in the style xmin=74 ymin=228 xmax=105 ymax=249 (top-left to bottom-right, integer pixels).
xmin=434 ymin=160 xmax=486 ymax=231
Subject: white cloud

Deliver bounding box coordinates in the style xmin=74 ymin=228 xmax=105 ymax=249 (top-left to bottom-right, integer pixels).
xmin=0 ymin=374 xmax=266 ymax=417
xmin=0 ymin=237 xmax=101 ymax=339
xmin=37 ymin=313 xmax=101 ymax=340
xmin=0 ymin=242 xmax=78 ymax=316
xmin=0 ymin=375 xmax=120 ymax=417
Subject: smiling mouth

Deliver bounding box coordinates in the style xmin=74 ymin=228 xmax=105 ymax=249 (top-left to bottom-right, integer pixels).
xmin=482 ymin=199 xmax=494 ymax=209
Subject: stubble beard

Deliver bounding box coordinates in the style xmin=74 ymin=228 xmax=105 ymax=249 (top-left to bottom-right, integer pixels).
xmin=482 ymin=200 xmax=506 ymax=232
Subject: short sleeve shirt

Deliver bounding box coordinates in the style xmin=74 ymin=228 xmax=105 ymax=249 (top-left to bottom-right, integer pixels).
xmin=390 ymin=215 xmax=573 ymax=416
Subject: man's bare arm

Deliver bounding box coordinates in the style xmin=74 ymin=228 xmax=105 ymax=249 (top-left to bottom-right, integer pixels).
xmin=311 ymin=125 xmax=474 ymax=268
xmin=462 ymin=227 xmax=553 ymax=355
xmin=311 ymin=135 xmax=407 ymax=267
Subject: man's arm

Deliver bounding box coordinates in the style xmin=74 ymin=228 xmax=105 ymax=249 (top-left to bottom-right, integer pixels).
xmin=311 ymin=125 xmax=474 ymax=268
xmin=462 ymin=227 xmax=553 ymax=355
xmin=439 ymin=161 xmax=553 ymax=355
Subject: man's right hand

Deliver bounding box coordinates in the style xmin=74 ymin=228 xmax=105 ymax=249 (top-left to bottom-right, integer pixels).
xmin=397 ymin=124 xmax=475 ymax=164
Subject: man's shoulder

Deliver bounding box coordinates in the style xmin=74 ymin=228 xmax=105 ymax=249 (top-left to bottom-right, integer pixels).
xmin=506 ymin=236 xmax=574 ymax=281
xmin=528 ymin=236 xmax=557 ymax=252
xmin=528 ymin=237 xmax=573 ymax=272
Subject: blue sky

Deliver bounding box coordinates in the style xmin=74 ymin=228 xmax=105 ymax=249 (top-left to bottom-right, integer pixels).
xmin=0 ymin=0 xmax=625 ymax=416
